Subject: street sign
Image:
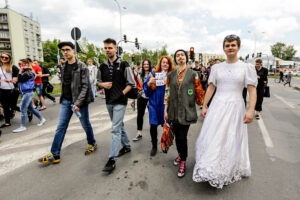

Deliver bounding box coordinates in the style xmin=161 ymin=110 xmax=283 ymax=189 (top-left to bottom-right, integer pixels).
xmin=117 ymin=46 xmax=123 ymax=56
xmin=57 ymin=54 xmax=60 ymax=60
xmin=71 ymin=27 xmax=81 ymax=40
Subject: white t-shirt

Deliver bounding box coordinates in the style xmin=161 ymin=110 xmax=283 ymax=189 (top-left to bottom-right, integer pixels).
xmin=0 ymin=67 xmax=14 ymax=89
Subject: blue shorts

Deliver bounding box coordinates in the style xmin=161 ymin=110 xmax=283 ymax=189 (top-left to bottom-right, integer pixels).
xmin=35 ymin=84 xmax=43 ymax=96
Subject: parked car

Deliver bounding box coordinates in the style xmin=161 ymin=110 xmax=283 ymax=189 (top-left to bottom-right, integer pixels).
xmin=293 ymin=71 xmax=300 ymax=76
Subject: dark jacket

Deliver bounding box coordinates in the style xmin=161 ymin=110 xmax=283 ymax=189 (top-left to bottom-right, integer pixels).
xmin=60 ymin=59 xmax=93 ymax=107
xmin=256 ymin=67 xmax=268 ymax=89
xmin=98 ymin=57 xmax=136 ymax=105
xmin=168 ymin=68 xmax=198 ymax=125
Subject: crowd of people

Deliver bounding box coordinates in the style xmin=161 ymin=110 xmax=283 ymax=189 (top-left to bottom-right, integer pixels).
xmin=0 ymin=34 xmax=272 ymax=189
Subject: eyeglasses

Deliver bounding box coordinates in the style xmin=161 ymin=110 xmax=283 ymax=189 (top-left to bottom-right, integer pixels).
xmin=1 ymin=56 xmax=9 ymax=60
xmin=61 ymin=48 xmax=72 ymax=52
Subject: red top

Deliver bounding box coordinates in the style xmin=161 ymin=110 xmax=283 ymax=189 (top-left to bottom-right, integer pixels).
xmin=32 ymin=65 xmax=42 ymax=84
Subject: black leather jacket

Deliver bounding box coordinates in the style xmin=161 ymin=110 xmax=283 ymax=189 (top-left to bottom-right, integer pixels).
xmin=59 ymin=59 xmax=93 ymax=107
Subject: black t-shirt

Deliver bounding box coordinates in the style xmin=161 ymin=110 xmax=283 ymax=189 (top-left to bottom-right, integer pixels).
xmin=41 ymin=65 xmax=51 ymax=83
xmin=62 ymin=62 xmax=76 ymax=101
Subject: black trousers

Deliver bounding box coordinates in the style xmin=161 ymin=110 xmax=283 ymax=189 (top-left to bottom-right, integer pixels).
xmin=0 ymin=89 xmax=16 ymax=124
xmin=137 ymin=97 xmax=148 ymax=131
xmin=42 ymin=82 xmax=55 ymax=101
xmin=173 ymin=123 xmax=190 ymax=161
xmin=150 ymin=124 xmax=158 ymax=148
xmin=255 ymin=86 xmax=264 ymax=112
xmin=242 ymin=88 xmax=247 ymax=107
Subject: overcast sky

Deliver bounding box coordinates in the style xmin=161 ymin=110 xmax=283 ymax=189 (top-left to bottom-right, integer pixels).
xmin=3 ymin=0 xmax=300 ymax=57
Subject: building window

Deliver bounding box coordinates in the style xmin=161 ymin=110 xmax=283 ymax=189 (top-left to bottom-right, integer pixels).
xmin=32 ymin=48 xmax=35 ymax=53
xmin=0 ymin=14 xmax=7 ymax=21
xmin=0 ymin=31 xmax=9 ymax=38
xmin=25 ymin=38 xmax=29 ymax=44
xmin=30 ymin=24 xmax=33 ymax=29
xmin=26 ymin=46 xmax=30 ymax=52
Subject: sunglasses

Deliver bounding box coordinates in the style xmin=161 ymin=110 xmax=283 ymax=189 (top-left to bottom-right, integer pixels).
xmin=1 ymin=56 xmax=9 ymax=60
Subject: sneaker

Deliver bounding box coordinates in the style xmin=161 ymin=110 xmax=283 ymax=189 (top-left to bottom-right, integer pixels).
xmin=118 ymin=146 xmax=131 ymax=157
xmin=85 ymin=144 xmax=98 ymax=155
xmin=177 ymin=161 xmax=186 ymax=178
xmin=13 ymin=126 xmax=26 ymax=133
xmin=150 ymin=147 xmax=157 ymax=156
xmin=173 ymin=154 xmax=181 ymax=166
xmin=132 ymin=134 xmax=142 ymax=141
xmin=39 ymin=106 xmax=47 ymax=111
xmin=102 ymin=158 xmax=116 ymax=172
xmin=255 ymin=114 xmax=260 ymax=120
xmin=38 ymin=153 xmax=60 ymax=164
xmin=37 ymin=118 xmax=46 ymax=126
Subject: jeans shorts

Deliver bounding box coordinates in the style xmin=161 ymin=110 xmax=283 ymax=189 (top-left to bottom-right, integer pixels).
xmin=35 ymin=84 xmax=43 ymax=96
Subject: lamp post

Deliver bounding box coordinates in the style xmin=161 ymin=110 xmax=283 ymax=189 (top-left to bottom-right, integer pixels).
xmin=114 ymin=0 xmax=126 ymax=47
xmin=248 ymin=31 xmax=265 ymax=55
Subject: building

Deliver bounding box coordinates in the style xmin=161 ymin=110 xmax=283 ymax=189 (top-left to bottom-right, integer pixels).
xmin=195 ymin=53 xmax=225 ymax=67
xmin=0 ymin=8 xmax=43 ymax=65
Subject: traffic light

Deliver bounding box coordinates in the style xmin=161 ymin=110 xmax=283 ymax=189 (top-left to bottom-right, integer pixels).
xmin=257 ymin=52 xmax=262 ymax=57
xmin=123 ymin=34 xmax=127 ymax=43
xmin=135 ymin=38 xmax=139 ymax=49
xmin=245 ymin=54 xmax=249 ymax=60
xmin=252 ymin=53 xmax=255 ymax=58
xmin=190 ymin=47 xmax=195 ymax=61
xmin=199 ymin=53 xmax=203 ymax=64
xmin=131 ymin=56 xmax=135 ymax=62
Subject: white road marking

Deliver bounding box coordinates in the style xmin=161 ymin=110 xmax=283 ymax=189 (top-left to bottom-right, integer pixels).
xmin=0 ymin=112 xmax=137 ymax=177
xmin=274 ymin=94 xmax=295 ymax=109
xmin=257 ymin=117 xmax=274 ymax=148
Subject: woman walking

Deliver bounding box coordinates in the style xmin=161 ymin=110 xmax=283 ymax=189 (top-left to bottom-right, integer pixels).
xmin=0 ymin=52 xmax=19 ymax=128
xmin=13 ymin=59 xmax=46 ymax=133
xmin=132 ymin=59 xmax=152 ymax=141
xmin=193 ymin=35 xmax=257 ymax=188
xmin=144 ymin=56 xmax=174 ymax=156
xmin=164 ymin=49 xmax=204 ymax=178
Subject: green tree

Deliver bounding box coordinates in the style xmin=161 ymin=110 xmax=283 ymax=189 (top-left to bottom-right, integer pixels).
xmin=271 ymin=42 xmax=297 ymax=60
xmin=42 ymin=39 xmax=61 ymax=68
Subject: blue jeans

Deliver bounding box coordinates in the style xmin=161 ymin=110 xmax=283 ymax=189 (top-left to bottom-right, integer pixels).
xmin=51 ymin=98 xmax=96 ymax=156
xmin=90 ymin=80 xmax=96 ymax=99
xmin=20 ymin=92 xmax=43 ymax=126
xmin=106 ymin=104 xmax=130 ymax=159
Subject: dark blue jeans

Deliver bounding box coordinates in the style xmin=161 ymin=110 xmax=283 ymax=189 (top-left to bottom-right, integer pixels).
xmin=51 ymin=98 xmax=96 ymax=156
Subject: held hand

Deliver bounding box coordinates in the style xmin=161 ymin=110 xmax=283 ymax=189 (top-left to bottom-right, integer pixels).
xmin=148 ymin=77 xmax=157 ymax=85
xmin=257 ymin=76 xmax=260 ymax=79
xmin=201 ymin=105 xmax=208 ymax=118
xmin=73 ymin=105 xmax=80 ymax=112
xmin=243 ymin=110 xmax=254 ymax=124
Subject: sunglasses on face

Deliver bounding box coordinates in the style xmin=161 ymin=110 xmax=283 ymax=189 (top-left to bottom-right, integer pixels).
xmin=1 ymin=56 xmax=9 ymax=60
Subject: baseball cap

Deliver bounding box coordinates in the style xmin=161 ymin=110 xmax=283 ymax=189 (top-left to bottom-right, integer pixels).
xmin=58 ymin=41 xmax=75 ymax=49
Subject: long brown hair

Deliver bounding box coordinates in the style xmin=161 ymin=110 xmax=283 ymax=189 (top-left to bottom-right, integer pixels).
xmin=155 ymin=56 xmax=174 ymax=73
xmin=1 ymin=52 xmax=13 ymax=73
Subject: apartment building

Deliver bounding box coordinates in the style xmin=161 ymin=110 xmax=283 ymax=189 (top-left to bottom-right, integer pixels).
xmin=195 ymin=53 xmax=225 ymax=67
xmin=0 ymin=8 xmax=43 ymax=65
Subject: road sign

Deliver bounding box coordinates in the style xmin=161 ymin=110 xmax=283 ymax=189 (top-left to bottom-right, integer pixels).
xmin=71 ymin=27 xmax=81 ymax=40
xmin=57 ymin=54 xmax=60 ymax=60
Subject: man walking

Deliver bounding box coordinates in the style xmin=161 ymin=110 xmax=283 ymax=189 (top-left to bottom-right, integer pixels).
xmin=32 ymin=59 xmax=46 ymax=110
xmin=38 ymin=41 xmax=97 ymax=164
xmin=97 ymin=38 xmax=136 ymax=173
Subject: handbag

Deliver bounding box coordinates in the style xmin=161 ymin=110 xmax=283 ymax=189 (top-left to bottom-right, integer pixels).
xmin=161 ymin=121 xmax=174 ymax=153
xmin=264 ymin=86 xmax=270 ymax=98
xmin=46 ymin=82 xmax=54 ymax=93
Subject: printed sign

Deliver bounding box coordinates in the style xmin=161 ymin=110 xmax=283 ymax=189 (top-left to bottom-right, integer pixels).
xmin=155 ymin=72 xmax=167 ymax=86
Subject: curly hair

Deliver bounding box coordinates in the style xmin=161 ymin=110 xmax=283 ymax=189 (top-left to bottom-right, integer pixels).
xmin=155 ymin=56 xmax=175 ymax=73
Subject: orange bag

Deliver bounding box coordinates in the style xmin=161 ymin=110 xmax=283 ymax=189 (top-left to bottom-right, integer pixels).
xmin=161 ymin=121 xmax=174 ymax=153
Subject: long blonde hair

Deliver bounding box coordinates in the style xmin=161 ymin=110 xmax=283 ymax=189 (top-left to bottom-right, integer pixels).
xmin=1 ymin=52 xmax=13 ymax=73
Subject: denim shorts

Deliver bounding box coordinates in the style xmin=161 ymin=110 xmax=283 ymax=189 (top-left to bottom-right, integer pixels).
xmin=35 ymin=84 xmax=43 ymax=96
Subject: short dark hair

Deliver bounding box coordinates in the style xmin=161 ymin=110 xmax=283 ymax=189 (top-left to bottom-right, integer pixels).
xmin=33 ymin=59 xmax=39 ymax=63
xmin=223 ymin=34 xmax=241 ymax=47
xmin=256 ymin=59 xmax=262 ymax=63
xmin=103 ymin=38 xmax=117 ymax=46
xmin=26 ymin=58 xmax=32 ymax=62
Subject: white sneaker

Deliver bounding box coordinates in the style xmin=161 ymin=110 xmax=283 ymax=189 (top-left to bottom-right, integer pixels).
xmin=37 ymin=118 xmax=46 ymax=126
xmin=13 ymin=126 xmax=27 ymax=133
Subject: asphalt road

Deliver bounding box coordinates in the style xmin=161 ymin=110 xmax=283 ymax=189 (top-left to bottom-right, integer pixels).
xmin=0 ymin=80 xmax=299 ymax=200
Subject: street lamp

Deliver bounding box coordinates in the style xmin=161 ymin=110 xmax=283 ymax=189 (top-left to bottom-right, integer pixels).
xmin=248 ymin=30 xmax=265 ymax=55
xmin=114 ymin=0 xmax=126 ymax=47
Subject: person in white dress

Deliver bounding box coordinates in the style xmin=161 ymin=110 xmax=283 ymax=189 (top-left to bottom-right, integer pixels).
xmin=192 ymin=35 xmax=257 ymax=189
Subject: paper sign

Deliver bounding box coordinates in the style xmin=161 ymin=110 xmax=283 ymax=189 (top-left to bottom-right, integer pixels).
xmin=155 ymin=72 xmax=167 ymax=86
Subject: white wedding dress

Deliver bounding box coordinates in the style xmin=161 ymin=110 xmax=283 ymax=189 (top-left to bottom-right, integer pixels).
xmin=192 ymin=60 xmax=257 ymax=189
